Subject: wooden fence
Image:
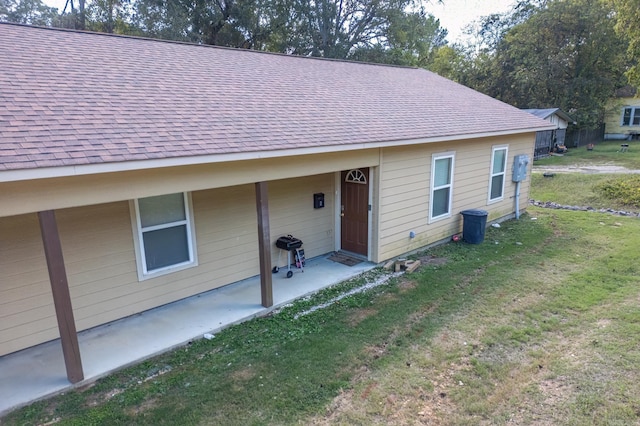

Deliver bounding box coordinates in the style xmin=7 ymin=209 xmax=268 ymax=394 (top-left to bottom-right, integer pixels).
xmin=565 ymin=124 xmax=604 ymax=148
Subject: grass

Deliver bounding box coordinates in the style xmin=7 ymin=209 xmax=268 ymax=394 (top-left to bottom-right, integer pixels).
xmin=531 ymin=173 xmax=613 ymax=207
xmin=4 ymin=212 xmax=640 ymax=425
xmin=534 ymin=139 xmax=640 ymax=169
xmin=532 ymin=140 xmax=640 ymax=212
xmin=4 ymin=142 xmax=640 ymax=425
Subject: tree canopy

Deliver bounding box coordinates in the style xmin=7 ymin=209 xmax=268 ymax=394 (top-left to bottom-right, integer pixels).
xmin=610 ymin=0 xmax=640 ymax=89
xmin=449 ymin=0 xmax=629 ymax=128
xmin=1 ymin=0 xmax=59 ymax=25
xmin=3 ymin=0 xmax=446 ymax=61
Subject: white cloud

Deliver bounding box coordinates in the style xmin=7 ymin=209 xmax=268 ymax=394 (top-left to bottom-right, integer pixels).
xmin=430 ymin=0 xmax=516 ymax=43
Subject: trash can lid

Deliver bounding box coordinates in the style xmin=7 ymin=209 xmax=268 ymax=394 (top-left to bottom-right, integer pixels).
xmin=460 ymin=209 xmax=488 ymax=216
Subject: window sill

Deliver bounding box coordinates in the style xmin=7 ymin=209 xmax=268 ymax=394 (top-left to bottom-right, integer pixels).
xmin=138 ymin=260 xmax=198 ymax=282
xmin=428 ymin=213 xmax=451 ymax=224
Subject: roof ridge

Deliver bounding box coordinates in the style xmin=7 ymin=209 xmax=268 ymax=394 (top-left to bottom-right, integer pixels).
xmin=0 ymin=21 xmax=420 ymax=70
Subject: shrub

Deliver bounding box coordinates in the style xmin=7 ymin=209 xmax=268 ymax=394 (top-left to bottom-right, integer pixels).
xmin=595 ymin=176 xmax=640 ymax=208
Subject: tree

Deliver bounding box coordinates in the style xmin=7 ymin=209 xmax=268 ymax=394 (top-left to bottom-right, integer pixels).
xmin=384 ymin=7 xmax=447 ymax=66
xmin=610 ymin=0 xmax=640 ymax=89
xmin=1 ymin=0 xmax=59 ymax=25
xmin=427 ymin=44 xmax=469 ymax=81
xmin=85 ymin=0 xmax=138 ymax=34
xmin=463 ymin=0 xmax=627 ymax=128
xmin=54 ymin=0 xmax=88 ymax=30
xmin=275 ymin=0 xmax=418 ymax=58
xmin=128 ymin=0 xmax=281 ymax=48
xmin=349 ymin=7 xmax=447 ymax=66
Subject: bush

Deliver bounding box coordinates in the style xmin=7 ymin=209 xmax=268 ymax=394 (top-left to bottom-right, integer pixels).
xmin=595 ymin=176 xmax=640 ymax=208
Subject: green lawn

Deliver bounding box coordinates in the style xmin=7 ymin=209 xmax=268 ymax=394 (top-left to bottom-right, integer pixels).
xmin=4 ymin=143 xmax=640 ymax=425
xmin=5 ymin=214 xmax=640 ymax=425
xmin=534 ymin=139 xmax=640 ymax=168
xmin=531 ymin=140 xmax=640 ymax=212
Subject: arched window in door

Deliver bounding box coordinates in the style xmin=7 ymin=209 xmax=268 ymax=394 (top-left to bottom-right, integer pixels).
xmin=345 ymin=169 xmax=367 ymax=184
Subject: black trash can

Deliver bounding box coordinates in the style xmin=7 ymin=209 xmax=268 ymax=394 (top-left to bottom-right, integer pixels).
xmin=460 ymin=209 xmax=489 ymax=244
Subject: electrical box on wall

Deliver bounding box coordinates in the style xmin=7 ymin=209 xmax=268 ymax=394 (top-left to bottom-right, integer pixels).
xmin=512 ymin=154 xmax=529 ymax=182
xmin=313 ymin=193 xmax=325 ymax=209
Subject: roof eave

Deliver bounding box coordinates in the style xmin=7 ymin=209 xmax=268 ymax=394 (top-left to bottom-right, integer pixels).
xmin=555 ymin=110 xmax=576 ymax=124
xmin=0 ymin=126 xmax=553 ymax=183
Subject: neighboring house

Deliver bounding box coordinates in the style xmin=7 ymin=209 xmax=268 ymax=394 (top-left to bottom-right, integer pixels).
xmin=522 ymin=108 xmax=575 ymax=159
xmin=604 ymin=86 xmax=640 ymax=140
xmin=0 ymin=23 xmax=552 ymax=383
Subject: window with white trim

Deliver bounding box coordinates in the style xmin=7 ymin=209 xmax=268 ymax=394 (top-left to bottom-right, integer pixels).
xmin=133 ymin=192 xmax=197 ymax=279
xmin=622 ymin=107 xmax=640 ymax=126
xmin=430 ymin=153 xmax=455 ymax=222
xmin=489 ymin=146 xmax=508 ymax=202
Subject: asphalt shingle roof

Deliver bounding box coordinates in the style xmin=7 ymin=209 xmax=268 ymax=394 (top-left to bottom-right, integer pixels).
xmin=523 ymin=108 xmax=575 ymax=124
xmin=0 ymin=23 xmax=551 ymax=175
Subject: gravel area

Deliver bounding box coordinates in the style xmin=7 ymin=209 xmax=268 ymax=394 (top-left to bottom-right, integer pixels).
xmin=528 ymin=200 xmax=640 ymax=217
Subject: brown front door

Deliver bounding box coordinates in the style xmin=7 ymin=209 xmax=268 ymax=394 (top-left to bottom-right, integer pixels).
xmin=341 ymin=168 xmax=369 ymax=256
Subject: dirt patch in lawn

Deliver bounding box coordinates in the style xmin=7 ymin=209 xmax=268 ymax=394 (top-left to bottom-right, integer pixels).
xmin=533 ymin=164 xmax=640 ymax=174
xmin=346 ymin=308 xmax=379 ymax=327
xmin=230 ymin=366 xmax=257 ymax=382
xmin=418 ymin=256 xmax=449 ymax=267
xmin=397 ymin=279 xmax=418 ymax=292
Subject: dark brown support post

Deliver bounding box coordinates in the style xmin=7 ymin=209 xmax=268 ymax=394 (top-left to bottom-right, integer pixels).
xmin=255 ymin=182 xmax=273 ymax=307
xmin=38 ymin=210 xmax=84 ymax=383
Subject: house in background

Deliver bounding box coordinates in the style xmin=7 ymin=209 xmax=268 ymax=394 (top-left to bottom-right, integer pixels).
xmin=522 ymin=108 xmax=575 ymax=159
xmin=0 ymin=23 xmax=553 ymax=385
xmin=604 ymin=86 xmax=640 ymax=140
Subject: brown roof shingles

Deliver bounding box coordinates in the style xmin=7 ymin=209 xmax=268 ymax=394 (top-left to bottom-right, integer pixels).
xmin=1 ymin=23 xmax=550 ymax=173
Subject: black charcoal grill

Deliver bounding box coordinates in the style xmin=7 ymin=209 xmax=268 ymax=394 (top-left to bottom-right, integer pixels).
xmin=273 ymin=235 xmax=305 ymax=278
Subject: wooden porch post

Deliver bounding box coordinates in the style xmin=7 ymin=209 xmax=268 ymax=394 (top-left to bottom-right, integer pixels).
xmin=38 ymin=210 xmax=84 ymax=383
xmin=255 ymin=182 xmax=273 ymax=308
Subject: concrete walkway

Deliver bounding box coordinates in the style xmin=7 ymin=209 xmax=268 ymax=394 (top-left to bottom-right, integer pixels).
xmin=0 ymin=255 xmax=376 ymax=416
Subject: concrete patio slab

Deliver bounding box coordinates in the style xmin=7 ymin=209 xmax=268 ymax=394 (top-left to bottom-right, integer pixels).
xmin=0 ymin=255 xmax=375 ymax=416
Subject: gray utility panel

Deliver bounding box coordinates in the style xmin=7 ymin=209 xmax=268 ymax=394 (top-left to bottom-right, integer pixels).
xmin=512 ymin=154 xmax=529 ymax=182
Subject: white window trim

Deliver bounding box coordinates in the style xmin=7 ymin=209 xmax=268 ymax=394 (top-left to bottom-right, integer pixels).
xmin=622 ymin=106 xmax=640 ymax=126
xmin=488 ymin=145 xmax=508 ymax=204
xmin=130 ymin=192 xmax=198 ymax=281
xmin=429 ymin=152 xmax=455 ymax=223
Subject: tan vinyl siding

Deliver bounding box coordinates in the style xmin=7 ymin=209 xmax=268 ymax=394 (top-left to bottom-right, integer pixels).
xmin=66 ymin=175 xmax=335 ymax=334
xmin=377 ymin=145 xmax=429 ymax=259
xmin=269 ymin=173 xmax=335 ymax=266
xmin=604 ymin=97 xmax=640 ymax=137
xmin=0 ymin=213 xmax=57 ymax=355
xmin=55 ymin=202 xmax=140 ymax=335
xmin=58 ymin=189 xmax=257 ymax=330
xmin=377 ymin=134 xmax=534 ymax=260
xmin=0 ymin=174 xmax=335 ymax=355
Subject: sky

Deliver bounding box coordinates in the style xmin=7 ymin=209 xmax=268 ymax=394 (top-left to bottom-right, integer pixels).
xmin=43 ymin=0 xmax=516 ymax=45
xmin=430 ymin=0 xmax=516 ymax=43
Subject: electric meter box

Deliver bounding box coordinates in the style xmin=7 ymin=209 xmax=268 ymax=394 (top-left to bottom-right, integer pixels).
xmin=512 ymin=154 xmax=529 ymax=182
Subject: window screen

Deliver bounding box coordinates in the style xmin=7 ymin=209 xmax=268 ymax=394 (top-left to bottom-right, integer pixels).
xmin=135 ymin=193 xmax=195 ymax=276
